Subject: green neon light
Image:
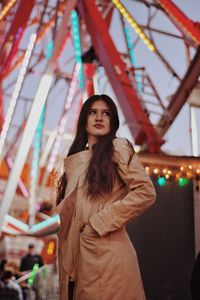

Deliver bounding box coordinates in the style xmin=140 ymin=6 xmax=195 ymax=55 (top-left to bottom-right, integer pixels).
xmin=30 ymin=214 xmax=60 ymax=233
xmin=157 ymin=176 xmax=166 ymax=186
xmin=124 ymin=26 xmax=142 ymax=93
xmin=31 ymin=108 xmax=45 ymax=179
xmin=178 ymin=177 xmax=189 ymax=187
xmin=28 ymin=263 xmax=39 ymax=286
xmin=45 ymin=41 xmax=54 ymax=59
xmin=71 ymin=10 xmax=84 ymax=89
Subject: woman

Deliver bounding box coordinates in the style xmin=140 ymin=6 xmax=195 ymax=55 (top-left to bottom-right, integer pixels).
xmin=55 ymin=94 xmax=156 ymax=300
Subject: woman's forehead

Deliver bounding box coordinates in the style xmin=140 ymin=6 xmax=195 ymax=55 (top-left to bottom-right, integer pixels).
xmin=90 ymin=99 xmax=109 ymax=110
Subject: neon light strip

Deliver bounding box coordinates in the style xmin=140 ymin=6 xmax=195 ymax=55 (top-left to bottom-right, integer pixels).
xmin=71 ymin=10 xmax=84 ymax=89
xmin=47 ymin=63 xmax=80 ymax=172
xmin=67 ymin=93 xmax=82 ymax=134
xmin=0 ymin=69 xmax=54 ymax=233
xmin=6 ymin=156 xmax=29 ymax=197
xmin=29 ymin=108 xmax=45 ymax=226
xmin=45 ymin=41 xmax=54 ymax=59
xmin=40 ymin=131 xmax=56 ymax=167
xmin=112 ymin=0 xmax=155 ymax=52
xmin=28 ymin=263 xmax=39 ymax=286
xmin=5 ymin=214 xmax=29 ymax=232
xmin=3 ymin=214 xmax=60 ymax=236
xmin=30 ymin=214 xmax=60 ymax=233
xmin=0 ymin=0 xmax=17 ymax=22
xmin=124 ymin=26 xmax=142 ymax=93
xmin=0 ymin=33 xmax=37 ymax=157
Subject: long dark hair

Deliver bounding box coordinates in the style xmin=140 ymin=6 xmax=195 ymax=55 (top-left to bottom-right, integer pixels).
xmin=56 ymin=94 xmax=119 ymax=204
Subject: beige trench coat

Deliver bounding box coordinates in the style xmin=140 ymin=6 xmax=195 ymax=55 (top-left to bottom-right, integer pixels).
xmin=56 ymin=138 xmax=156 ymax=300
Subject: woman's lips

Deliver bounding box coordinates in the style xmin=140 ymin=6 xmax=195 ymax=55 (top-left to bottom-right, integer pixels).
xmin=94 ymin=124 xmax=104 ymax=129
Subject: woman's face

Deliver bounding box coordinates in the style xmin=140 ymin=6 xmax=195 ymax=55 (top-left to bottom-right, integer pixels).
xmin=86 ymin=99 xmax=111 ymax=145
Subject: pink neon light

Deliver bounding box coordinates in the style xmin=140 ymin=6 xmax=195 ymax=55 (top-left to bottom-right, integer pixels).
xmin=7 ymin=156 xmax=29 ymax=197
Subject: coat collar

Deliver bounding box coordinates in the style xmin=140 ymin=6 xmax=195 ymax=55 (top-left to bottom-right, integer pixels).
xmin=64 ymin=149 xmax=91 ymax=176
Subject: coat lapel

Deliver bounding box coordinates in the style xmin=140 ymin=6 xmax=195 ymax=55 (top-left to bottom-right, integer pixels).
xmin=55 ymin=149 xmax=91 ymax=216
xmin=63 ymin=149 xmax=91 ymax=199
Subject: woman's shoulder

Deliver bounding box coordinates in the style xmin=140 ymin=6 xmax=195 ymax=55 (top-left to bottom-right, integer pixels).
xmin=113 ymin=138 xmax=135 ymax=163
xmin=113 ymin=137 xmax=134 ymax=151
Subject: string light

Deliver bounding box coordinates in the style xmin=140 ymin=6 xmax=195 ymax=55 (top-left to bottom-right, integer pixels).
xmin=153 ymin=168 xmax=159 ymax=174
xmin=157 ymin=176 xmax=166 ymax=186
xmin=178 ymin=177 xmax=189 ymax=187
xmin=186 ymin=171 xmax=193 ymax=178
xmin=0 ymin=0 xmax=17 ymax=22
xmin=145 ymin=163 xmax=200 ymax=187
xmin=47 ymin=63 xmax=80 ymax=173
xmin=112 ymin=0 xmax=155 ymax=52
xmin=29 ymin=108 xmax=45 ymax=227
xmin=0 ymin=33 xmax=37 ymax=157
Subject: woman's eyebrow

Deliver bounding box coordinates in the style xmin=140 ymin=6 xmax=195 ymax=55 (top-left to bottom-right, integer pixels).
xmin=90 ymin=108 xmax=110 ymax=111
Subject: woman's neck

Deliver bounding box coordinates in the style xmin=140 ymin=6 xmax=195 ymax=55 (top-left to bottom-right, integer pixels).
xmin=87 ymin=135 xmax=98 ymax=148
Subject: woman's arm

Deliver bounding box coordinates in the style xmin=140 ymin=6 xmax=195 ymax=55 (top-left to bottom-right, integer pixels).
xmin=89 ymin=138 xmax=156 ymax=236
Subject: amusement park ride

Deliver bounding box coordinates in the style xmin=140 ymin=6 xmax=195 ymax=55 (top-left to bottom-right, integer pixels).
xmin=0 ymin=0 xmax=199 ymax=237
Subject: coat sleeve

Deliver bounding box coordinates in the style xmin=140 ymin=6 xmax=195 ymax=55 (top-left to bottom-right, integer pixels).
xmin=89 ymin=138 xmax=156 ymax=236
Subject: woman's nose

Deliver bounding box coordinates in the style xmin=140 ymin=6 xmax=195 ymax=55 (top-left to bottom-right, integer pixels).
xmin=95 ymin=111 xmax=103 ymax=120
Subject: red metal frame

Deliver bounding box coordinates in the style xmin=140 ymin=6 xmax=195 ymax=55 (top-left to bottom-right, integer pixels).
xmin=158 ymin=45 xmax=200 ymax=136
xmin=0 ymin=0 xmax=35 ymax=77
xmin=78 ymin=0 xmax=163 ymax=152
xmin=84 ymin=63 xmax=95 ymax=97
xmin=156 ymin=0 xmax=200 ymax=44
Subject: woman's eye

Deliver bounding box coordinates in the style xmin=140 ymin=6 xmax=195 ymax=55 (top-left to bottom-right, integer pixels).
xmin=89 ymin=110 xmax=96 ymax=115
xmin=103 ymin=111 xmax=110 ymax=116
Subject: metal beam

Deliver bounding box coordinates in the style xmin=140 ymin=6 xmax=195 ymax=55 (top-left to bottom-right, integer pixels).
xmin=0 ymin=0 xmax=35 ymax=76
xmin=157 ymin=45 xmax=200 ymax=136
xmin=77 ymin=0 xmax=163 ymax=152
xmin=155 ymin=0 xmax=200 ymax=45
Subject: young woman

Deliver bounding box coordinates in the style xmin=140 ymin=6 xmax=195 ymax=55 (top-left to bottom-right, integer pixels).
xmin=55 ymin=94 xmax=156 ymax=300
